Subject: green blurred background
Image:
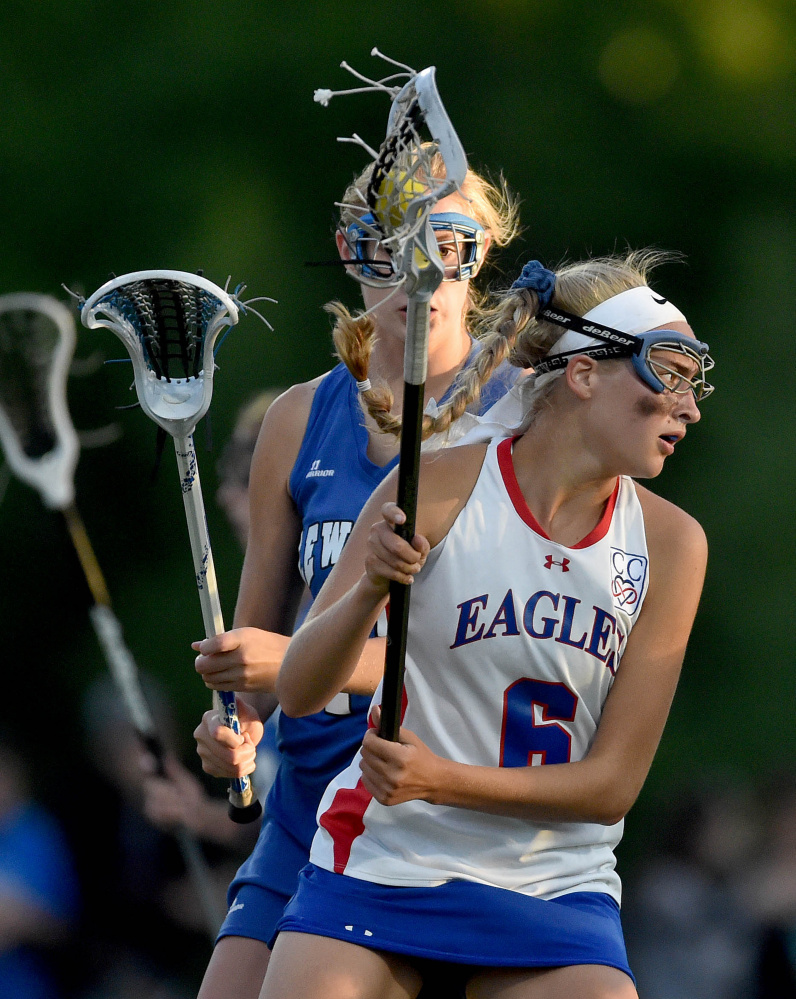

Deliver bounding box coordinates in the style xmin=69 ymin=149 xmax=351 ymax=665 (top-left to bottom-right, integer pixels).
xmin=0 ymin=0 xmax=793 ymax=950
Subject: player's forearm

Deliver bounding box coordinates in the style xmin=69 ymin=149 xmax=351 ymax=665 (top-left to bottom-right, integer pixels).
xmin=277 ymin=575 xmax=387 ymax=717
xmin=237 ymin=691 xmax=279 ymax=722
xmin=341 ymin=637 xmax=387 ymax=696
xmin=427 ymin=754 xmax=636 ymax=826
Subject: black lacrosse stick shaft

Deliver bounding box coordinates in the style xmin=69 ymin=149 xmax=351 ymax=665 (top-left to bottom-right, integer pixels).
xmin=379 ymin=377 xmax=426 ymax=742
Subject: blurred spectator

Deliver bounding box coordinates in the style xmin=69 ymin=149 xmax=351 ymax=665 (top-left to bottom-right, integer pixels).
xmin=742 ymin=778 xmax=796 ymax=997
xmin=215 ymin=390 xmax=284 ymax=549
xmin=74 ymin=674 xmax=220 ymax=999
xmin=70 ymin=392 xmax=288 ymax=997
xmin=0 ymin=734 xmax=79 ymax=999
xmin=624 ymin=776 xmax=763 ymax=999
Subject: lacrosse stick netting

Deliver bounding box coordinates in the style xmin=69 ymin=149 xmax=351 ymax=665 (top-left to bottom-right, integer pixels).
xmin=0 ymin=292 xmax=225 ymax=935
xmin=317 ymin=53 xmax=469 ymax=740
xmin=80 ymin=270 xmax=271 ymax=823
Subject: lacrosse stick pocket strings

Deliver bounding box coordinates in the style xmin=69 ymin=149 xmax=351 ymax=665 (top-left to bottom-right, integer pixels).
xmin=0 ymin=292 xmax=225 ymax=938
xmin=79 ymin=270 xmax=273 ymax=823
xmin=316 ymin=54 xmax=468 ymax=740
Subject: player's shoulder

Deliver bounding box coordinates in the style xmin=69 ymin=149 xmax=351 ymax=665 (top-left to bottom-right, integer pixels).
xmin=264 ymin=372 xmax=329 ymax=421
xmin=420 ymin=441 xmax=490 ymax=494
xmin=258 ymin=372 xmax=330 ymax=438
xmin=413 ymin=442 xmax=490 ymax=547
xmin=633 ymin=480 xmax=707 ymax=564
xmin=251 ymin=372 xmax=333 ymax=480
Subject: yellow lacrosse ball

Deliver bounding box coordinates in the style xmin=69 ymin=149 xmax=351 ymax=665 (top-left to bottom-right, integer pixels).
xmin=372 ymin=172 xmax=426 ymax=229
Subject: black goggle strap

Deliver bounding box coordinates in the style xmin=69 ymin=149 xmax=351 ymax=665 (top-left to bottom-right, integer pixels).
xmin=538 ymin=306 xmax=642 ymax=353
xmin=533 ymin=343 xmax=631 ymax=375
xmin=534 ymin=306 xmax=642 ymax=374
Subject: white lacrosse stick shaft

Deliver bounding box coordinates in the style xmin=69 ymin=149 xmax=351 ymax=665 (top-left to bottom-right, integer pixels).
xmin=174 ymin=434 xmax=257 ymax=814
xmin=80 ymin=271 xmax=264 ymax=824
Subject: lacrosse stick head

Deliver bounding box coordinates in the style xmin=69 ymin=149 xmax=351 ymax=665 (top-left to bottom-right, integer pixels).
xmin=367 ymin=67 xmax=469 ymax=295
xmin=323 ymin=56 xmax=469 ymax=295
xmin=80 ymin=271 xmax=240 ymax=439
xmin=0 ymin=294 xmax=80 ymax=509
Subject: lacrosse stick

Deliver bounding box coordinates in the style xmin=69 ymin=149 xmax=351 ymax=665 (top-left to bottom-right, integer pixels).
xmin=316 ymin=51 xmax=468 ymax=740
xmin=0 ymin=292 xmax=225 ymax=938
xmin=79 ymin=270 xmax=271 ymax=823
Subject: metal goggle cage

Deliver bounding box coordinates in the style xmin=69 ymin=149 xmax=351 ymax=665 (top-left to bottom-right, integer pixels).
xmin=633 ymin=332 xmax=715 ymax=400
xmin=535 ymin=306 xmax=715 ymax=401
xmin=344 ymin=211 xmax=485 ymax=284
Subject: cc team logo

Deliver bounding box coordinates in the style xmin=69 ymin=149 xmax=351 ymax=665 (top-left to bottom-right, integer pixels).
xmin=610 ymin=547 xmax=648 ymax=613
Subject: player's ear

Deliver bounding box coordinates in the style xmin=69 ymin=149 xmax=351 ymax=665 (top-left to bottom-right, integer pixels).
xmin=565 ymin=355 xmax=600 ymax=400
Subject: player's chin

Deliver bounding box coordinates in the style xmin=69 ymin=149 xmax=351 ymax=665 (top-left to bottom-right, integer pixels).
xmin=631 ymin=454 xmax=667 ymax=480
xmin=616 ymin=444 xmax=664 ymax=480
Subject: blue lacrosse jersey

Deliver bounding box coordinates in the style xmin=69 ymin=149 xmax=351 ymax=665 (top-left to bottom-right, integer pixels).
xmin=235 ymin=351 xmax=519 ymax=897
xmin=263 ymin=362 xmax=398 ymax=870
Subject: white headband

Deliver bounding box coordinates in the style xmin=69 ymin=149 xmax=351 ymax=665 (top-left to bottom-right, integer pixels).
xmin=547 ymin=285 xmax=688 ymax=359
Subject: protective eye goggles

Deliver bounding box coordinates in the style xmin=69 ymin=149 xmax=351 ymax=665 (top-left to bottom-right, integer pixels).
xmin=534 ymin=306 xmax=715 ymax=401
xmin=633 ymin=331 xmax=715 ymax=400
xmin=343 ymin=212 xmax=486 ymax=283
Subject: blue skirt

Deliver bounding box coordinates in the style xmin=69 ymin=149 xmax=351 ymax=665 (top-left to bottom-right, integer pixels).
xmin=274 ymin=863 xmax=633 ymax=982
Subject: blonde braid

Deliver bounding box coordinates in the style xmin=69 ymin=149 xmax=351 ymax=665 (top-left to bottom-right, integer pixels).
xmin=419 ymin=289 xmax=540 ymax=439
xmin=326 ymin=301 xmax=402 ymax=435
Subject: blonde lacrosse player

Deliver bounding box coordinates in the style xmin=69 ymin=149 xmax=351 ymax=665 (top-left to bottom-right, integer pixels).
xmin=190 ymin=158 xmax=520 ymax=999
xmin=259 ymin=254 xmax=711 ymax=999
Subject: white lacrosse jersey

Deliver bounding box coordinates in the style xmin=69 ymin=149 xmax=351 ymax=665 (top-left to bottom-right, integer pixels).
xmin=311 ymin=436 xmax=650 ymax=903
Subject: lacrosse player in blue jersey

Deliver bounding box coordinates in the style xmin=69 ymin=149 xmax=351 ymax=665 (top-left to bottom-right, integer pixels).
xmin=189 ymin=156 xmax=521 ymax=999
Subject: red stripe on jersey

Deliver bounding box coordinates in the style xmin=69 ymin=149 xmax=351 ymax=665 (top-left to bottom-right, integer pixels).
xmin=318 ymin=780 xmax=372 ymax=873
xmin=497 ymin=437 xmax=619 ymax=550
xmin=572 ymin=481 xmax=619 ymax=549
xmin=318 ymin=687 xmax=408 ymax=874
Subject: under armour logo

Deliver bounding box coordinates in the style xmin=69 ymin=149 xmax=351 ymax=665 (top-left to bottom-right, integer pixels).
xmin=544 ymin=555 xmax=570 ymax=571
